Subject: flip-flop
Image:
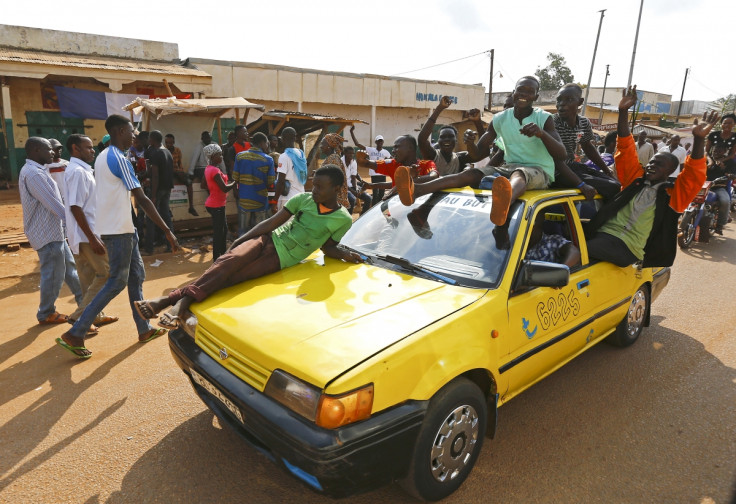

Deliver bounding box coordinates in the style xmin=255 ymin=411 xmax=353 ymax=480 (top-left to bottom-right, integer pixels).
xmin=157 ymin=312 xmax=180 ymax=330
xmin=490 ymin=176 xmax=512 ymax=226
xmin=394 ymin=166 xmax=415 ymax=206
xmin=94 ymin=315 xmax=119 ymax=327
xmin=55 ymin=337 xmax=92 ymax=359
xmin=134 ymin=300 xmax=157 ymax=320
xmin=139 ymin=328 xmax=167 ymax=343
xmin=39 ymin=311 xmax=69 ymax=325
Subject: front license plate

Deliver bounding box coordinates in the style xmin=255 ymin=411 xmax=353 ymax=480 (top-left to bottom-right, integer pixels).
xmin=190 ymin=368 xmax=244 ymax=424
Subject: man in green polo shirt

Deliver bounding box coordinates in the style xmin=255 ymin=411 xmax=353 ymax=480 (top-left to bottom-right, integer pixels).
xmin=134 ymin=165 xmax=362 ymax=326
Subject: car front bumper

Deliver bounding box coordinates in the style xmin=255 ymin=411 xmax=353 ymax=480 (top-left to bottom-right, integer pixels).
xmin=168 ymin=329 xmax=427 ymax=497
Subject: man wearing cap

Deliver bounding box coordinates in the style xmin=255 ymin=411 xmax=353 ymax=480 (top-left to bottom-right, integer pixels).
xmin=349 ymin=125 xmax=391 ymax=206
xmin=46 ymin=138 xmax=69 ymax=202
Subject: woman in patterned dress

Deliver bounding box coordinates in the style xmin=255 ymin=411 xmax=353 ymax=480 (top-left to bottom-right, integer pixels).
xmin=319 ymin=133 xmax=350 ymax=209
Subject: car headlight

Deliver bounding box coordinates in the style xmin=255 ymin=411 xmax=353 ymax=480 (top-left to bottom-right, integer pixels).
xmin=181 ymin=314 xmax=197 ymax=339
xmin=264 ymin=370 xmax=373 ymax=429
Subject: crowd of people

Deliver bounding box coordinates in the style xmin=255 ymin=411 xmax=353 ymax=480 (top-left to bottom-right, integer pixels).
xmin=17 ymin=74 xmax=732 ymax=360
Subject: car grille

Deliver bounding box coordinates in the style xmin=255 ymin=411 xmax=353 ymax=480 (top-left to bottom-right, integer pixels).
xmin=195 ymin=324 xmax=270 ymax=391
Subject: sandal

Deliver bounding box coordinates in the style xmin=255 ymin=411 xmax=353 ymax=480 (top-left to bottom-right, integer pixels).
xmin=134 ymin=300 xmax=158 ymax=320
xmin=158 ymin=312 xmax=180 ymax=330
xmin=55 ymin=337 xmax=92 ymax=359
xmin=490 ymin=176 xmax=512 ymax=226
xmin=139 ymin=328 xmax=167 ymax=343
xmin=94 ymin=315 xmax=119 ymax=327
xmin=39 ymin=311 xmax=69 ymax=325
xmin=394 ymin=166 xmax=415 ymax=206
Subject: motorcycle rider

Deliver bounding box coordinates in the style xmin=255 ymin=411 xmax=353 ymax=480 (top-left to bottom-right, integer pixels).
xmin=706 ymin=144 xmax=736 ymax=235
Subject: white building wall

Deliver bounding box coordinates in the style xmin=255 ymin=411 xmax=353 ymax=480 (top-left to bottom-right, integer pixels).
xmin=191 ymin=59 xmax=484 ymax=145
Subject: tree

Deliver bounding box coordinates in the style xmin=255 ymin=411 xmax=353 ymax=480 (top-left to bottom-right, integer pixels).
xmin=711 ymin=94 xmax=736 ymax=115
xmin=535 ymin=53 xmax=575 ymax=91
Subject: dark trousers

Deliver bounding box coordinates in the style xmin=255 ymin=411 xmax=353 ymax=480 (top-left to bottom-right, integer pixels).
xmin=168 ymin=233 xmax=281 ymax=304
xmin=370 ymin=175 xmax=386 ymax=207
xmin=553 ymin=162 xmax=621 ymax=200
xmin=587 ymin=232 xmax=639 ymax=267
xmin=145 ymin=189 xmax=173 ymax=253
xmin=206 ymin=206 xmax=228 ymax=261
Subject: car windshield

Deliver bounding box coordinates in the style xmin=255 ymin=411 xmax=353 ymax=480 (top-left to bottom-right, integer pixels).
xmin=340 ymin=192 xmax=522 ymax=288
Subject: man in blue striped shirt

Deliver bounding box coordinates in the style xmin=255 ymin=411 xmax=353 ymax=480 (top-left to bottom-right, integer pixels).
xmin=19 ymin=137 xmax=83 ymax=324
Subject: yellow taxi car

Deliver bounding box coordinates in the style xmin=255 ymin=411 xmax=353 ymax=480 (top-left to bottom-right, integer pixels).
xmin=167 ymin=187 xmax=670 ymax=501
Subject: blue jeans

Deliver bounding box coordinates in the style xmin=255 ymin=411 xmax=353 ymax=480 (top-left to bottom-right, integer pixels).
xmin=69 ymin=231 xmax=151 ymax=339
xmin=237 ymin=208 xmax=268 ymax=237
xmin=36 ymin=240 xmax=82 ymax=321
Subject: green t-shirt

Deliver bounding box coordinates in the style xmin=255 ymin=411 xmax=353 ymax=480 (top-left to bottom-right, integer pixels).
xmin=272 ymin=192 xmax=353 ymax=268
xmin=599 ymin=200 xmax=655 ymax=261
xmin=492 ymin=107 xmax=555 ymax=181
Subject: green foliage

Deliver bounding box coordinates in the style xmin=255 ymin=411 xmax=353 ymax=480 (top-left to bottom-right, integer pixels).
xmin=712 ymin=94 xmax=736 ymax=114
xmin=534 ymin=53 xmax=575 ymax=91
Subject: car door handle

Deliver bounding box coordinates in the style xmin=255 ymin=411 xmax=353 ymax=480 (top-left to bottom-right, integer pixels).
xmin=577 ymin=279 xmax=590 ymax=289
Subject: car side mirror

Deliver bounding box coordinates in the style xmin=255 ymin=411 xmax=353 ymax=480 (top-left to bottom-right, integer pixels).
xmin=515 ymin=260 xmax=570 ymax=290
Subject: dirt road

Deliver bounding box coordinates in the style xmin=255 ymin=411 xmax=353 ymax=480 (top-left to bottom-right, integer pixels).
xmin=1 ymin=188 xmax=735 ymax=503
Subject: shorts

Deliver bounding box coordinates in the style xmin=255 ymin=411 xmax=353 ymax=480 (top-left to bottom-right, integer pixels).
xmin=476 ymin=164 xmax=550 ymax=190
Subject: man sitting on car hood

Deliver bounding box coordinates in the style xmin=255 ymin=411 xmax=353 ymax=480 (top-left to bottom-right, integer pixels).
xmin=134 ymin=165 xmax=363 ymax=328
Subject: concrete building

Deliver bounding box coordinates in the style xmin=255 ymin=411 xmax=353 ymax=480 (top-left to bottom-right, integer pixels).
xmin=187 ymin=58 xmax=486 ymax=153
xmin=0 ymin=24 xmax=211 ymax=180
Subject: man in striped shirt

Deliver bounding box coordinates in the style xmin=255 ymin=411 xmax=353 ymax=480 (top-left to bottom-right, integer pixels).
xmin=19 ymin=137 xmax=83 ymax=325
xmin=233 ymin=132 xmax=275 ymax=237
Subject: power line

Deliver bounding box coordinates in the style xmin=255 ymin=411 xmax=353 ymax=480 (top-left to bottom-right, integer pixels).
xmin=393 ymin=50 xmax=491 ymax=76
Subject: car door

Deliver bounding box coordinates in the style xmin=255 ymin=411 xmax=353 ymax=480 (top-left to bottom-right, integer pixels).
xmin=502 ymin=199 xmax=598 ymax=399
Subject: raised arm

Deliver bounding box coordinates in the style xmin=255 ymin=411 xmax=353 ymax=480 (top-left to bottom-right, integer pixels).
xmin=349 ymin=125 xmax=366 ymax=151
xmin=617 ymin=86 xmax=637 ymax=138
xmin=355 ymin=150 xmax=377 ymax=171
xmin=468 ymin=124 xmax=498 ymax=162
xmin=418 ymin=96 xmax=452 ymax=160
xmin=669 ymin=111 xmax=716 ymax=212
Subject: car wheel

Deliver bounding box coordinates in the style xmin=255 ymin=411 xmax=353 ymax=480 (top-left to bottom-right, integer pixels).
xmin=606 ymin=284 xmax=649 ymax=347
xmin=400 ymin=377 xmax=487 ymax=502
xmin=677 ymin=212 xmax=695 ymax=249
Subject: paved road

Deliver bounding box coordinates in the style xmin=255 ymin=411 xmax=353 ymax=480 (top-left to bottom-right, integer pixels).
xmin=1 ymin=228 xmax=735 ymax=504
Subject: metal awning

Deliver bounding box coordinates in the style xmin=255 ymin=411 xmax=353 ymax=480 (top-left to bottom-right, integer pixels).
xmin=246 ymin=110 xmax=368 ymax=136
xmin=124 ymin=96 xmax=265 ymax=120
xmin=0 ymin=48 xmax=209 ymax=76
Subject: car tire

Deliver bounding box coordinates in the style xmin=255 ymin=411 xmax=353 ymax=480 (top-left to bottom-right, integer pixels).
xmin=677 ymin=212 xmax=695 ymax=249
xmin=400 ymin=377 xmax=487 ymax=502
xmin=606 ymin=284 xmax=649 ymax=348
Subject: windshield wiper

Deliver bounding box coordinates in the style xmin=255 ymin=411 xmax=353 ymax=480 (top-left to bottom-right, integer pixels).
xmin=375 ymin=254 xmax=457 ymax=285
xmin=337 ymin=244 xmax=372 ymax=263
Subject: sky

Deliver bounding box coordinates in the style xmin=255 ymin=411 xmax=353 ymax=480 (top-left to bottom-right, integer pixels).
xmin=3 ymin=0 xmax=733 ymax=104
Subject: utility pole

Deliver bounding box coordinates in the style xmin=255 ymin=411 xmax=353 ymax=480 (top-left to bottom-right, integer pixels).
xmin=582 ymin=9 xmax=606 ymax=116
xmin=598 ymin=65 xmax=610 ymax=127
xmin=675 ymin=67 xmax=689 ymax=123
xmin=487 ymin=49 xmax=494 ymax=111
xmin=628 ymin=0 xmax=644 ymax=88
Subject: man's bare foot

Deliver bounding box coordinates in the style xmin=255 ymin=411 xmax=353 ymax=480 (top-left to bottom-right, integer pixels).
xmin=56 ymin=332 xmax=92 ymax=358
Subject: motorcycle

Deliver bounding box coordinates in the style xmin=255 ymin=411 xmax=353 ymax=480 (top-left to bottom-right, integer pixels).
xmin=678 ymin=176 xmax=732 ymax=249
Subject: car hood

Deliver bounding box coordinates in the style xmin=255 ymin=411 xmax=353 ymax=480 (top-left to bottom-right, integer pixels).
xmin=192 ymin=255 xmax=486 ymax=390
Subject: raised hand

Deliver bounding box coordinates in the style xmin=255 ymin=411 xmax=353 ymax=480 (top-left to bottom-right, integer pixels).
xmin=350 ymin=124 xmax=355 ymax=133
xmin=463 ymin=129 xmax=478 ymax=144
xmin=437 ymin=95 xmax=453 ymax=110
xmin=692 ymin=110 xmax=720 ymax=138
xmin=467 ymin=108 xmax=481 ymax=121
xmin=355 ymin=150 xmax=369 ymax=164
xmin=619 ymin=85 xmax=638 ymax=111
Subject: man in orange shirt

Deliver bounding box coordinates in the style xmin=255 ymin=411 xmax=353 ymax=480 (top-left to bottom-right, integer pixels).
xmin=355 ymin=135 xmax=438 ymax=200
xmin=585 ymin=86 xmax=715 ymax=267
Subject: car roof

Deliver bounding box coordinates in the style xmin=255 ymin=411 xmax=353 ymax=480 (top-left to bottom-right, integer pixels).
xmin=439 ymin=187 xmax=586 ymax=205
